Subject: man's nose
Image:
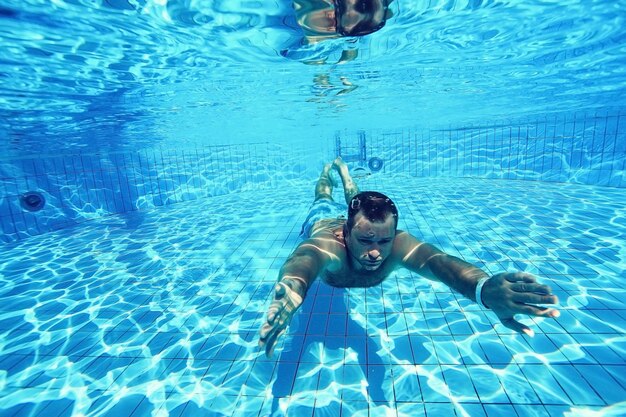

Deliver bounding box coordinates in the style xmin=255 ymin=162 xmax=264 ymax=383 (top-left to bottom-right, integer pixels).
xmin=368 ymin=249 xmax=381 ymax=259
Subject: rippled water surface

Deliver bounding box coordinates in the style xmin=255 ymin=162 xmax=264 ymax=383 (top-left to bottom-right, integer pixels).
xmin=1 ymin=0 xmax=625 ymax=153
xmin=1 ymin=176 xmax=625 ymax=416
xmin=1 ymin=1 xmax=625 ymax=415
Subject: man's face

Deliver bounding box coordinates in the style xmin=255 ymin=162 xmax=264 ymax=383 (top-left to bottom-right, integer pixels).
xmin=306 ymin=0 xmax=387 ymax=37
xmin=306 ymin=8 xmax=339 ymax=35
xmin=335 ymin=0 xmax=387 ymax=36
xmin=346 ymin=212 xmax=396 ymax=271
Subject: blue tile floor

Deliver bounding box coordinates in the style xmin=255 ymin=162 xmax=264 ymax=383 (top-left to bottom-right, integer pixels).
xmin=0 ymin=176 xmax=624 ymax=417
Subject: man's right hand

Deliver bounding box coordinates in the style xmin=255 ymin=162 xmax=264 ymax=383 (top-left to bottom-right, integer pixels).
xmin=258 ymin=279 xmax=305 ymax=357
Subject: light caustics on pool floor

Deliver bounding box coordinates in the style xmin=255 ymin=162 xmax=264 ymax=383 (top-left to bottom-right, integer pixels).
xmin=0 ymin=176 xmax=625 ymax=417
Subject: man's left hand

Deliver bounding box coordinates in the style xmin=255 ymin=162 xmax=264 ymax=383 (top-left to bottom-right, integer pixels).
xmin=481 ymin=272 xmax=560 ymax=337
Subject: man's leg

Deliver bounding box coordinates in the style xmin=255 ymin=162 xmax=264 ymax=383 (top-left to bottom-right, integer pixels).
xmin=314 ymin=163 xmax=335 ymax=201
xmin=332 ymin=157 xmax=360 ymax=204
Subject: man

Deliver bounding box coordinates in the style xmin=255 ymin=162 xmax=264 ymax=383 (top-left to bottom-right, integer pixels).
xmin=259 ymin=158 xmax=560 ymax=357
xmin=294 ymin=0 xmax=391 ymax=42
xmin=282 ymin=0 xmax=393 ymax=64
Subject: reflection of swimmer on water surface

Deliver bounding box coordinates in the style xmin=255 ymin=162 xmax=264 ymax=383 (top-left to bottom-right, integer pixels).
xmin=295 ymin=0 xmax=391 ymax=40
xmin=108 ymin=0 xmax=393 ymax=64
xmin=283 ymin=0 xmax=394 ymax=64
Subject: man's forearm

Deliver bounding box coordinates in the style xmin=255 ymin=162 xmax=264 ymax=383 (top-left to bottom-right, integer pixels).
xmin=278 ymin=251 xmax=322 ymax=296
xmin=426 ymin=253 xmax=489 ymax=302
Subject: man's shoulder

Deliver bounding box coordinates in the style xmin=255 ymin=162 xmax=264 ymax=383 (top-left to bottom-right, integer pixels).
xmin=303 ymin=221 xmax=345 ymax=243
xmin=393 ymin=229 xmax=415 ymax=243
xmin=391 ymin=230 xmax=423 ymax=256
xmin=301 ymin=224 xmax=346 ymax=260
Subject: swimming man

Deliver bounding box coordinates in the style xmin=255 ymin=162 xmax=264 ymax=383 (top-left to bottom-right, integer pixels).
xmin=259 ymin=158 xmax=560 ymax=357
xmin=295 ymin=0 xmax=392 ymax=42
xmin=283 ymin=0 xmax=393 ymax=63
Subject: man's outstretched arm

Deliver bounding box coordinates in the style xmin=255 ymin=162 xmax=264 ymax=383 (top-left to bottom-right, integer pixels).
xmin=395 ymin=231 xmax=559 ymax=336
xmin=258 ymin=240 xmax=331 ymax=357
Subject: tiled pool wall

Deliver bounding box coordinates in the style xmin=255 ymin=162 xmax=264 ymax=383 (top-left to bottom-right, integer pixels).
xmin=1 ymin=111 xmax=624 ymax=244
xmin=0 ymin=143 xmax=331 ymax=244
xmin=343 ymin=111 xmax=626 ymax=185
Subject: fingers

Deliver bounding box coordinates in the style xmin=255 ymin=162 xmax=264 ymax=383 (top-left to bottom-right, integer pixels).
xmin=506 ymin=279 xmax=559 ymax=316
xmin=510 ymin=282 xmax=552 ymax=295
xmin=489 ymin=272 xmax=562 ymax=339
xmin=260 ymin=301 xmax=289 ymax=340
xmin=274 ymin=283 xmax=286 ymax=298
xmin=502 ymin=272 xmax=538 ymax=283
xmin=258 ymin=282 xmax=302 ymax=358
xmin=258 ymin=321 xmax=286 ymax=357
xmin=511 ymin=291 xmax=559 ymax=305
xmin=266 ymin=298 xmax=287 ymax=325
xmin=266 ymin=282 xmax=296 ymax=325
xmin=511 ymin=303 xmax=560 ymax=318
xmin=264 ymin=327 xmax=287 ymax=357
xmin=259 ymin=313 xmax=290 ymax=357
xmin=500 ymin=317 xmax=535 ymax=337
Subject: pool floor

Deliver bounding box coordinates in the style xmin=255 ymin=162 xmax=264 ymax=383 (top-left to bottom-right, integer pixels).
xmin=0 ymin=176 xmax=625 ymax=417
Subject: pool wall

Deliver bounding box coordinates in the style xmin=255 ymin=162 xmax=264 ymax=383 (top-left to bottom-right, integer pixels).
xmin=342 ymin=110 xmax=625 ymax=185
xmin=1 ymin=110 xmax=624 ymax=244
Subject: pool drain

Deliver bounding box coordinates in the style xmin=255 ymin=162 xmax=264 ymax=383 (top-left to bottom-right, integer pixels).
xmin=20 ymin=191 xmax=46 ymax=212
xmin=368 ymin=157 xmax=384 ymax=172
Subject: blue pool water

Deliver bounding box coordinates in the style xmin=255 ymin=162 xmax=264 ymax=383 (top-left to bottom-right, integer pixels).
xmin=1 ymin=0 xmax=626 ymax=416
xmin=1 ymin=175 xmax=625 ymax=416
